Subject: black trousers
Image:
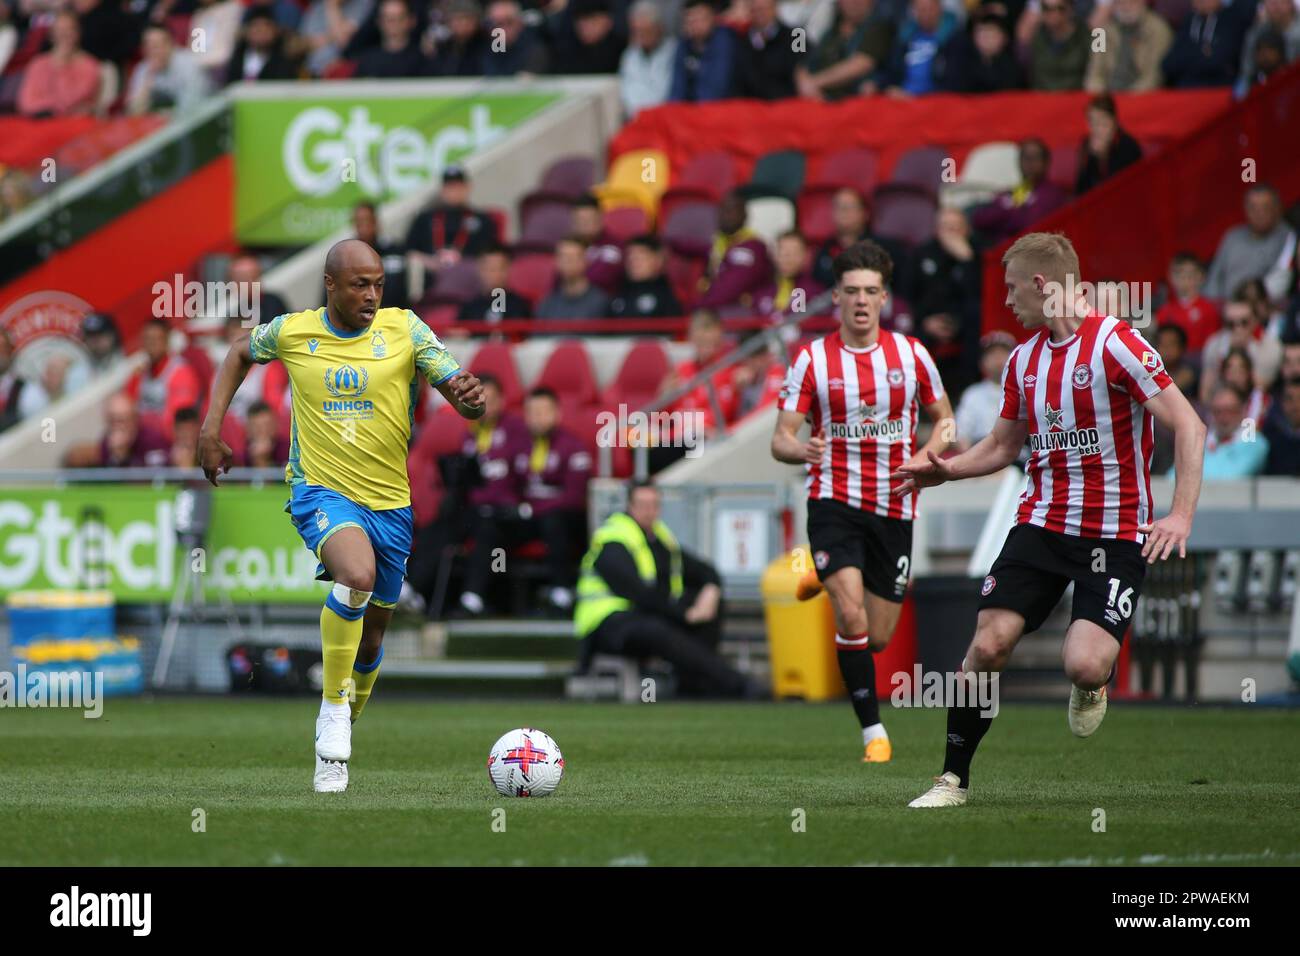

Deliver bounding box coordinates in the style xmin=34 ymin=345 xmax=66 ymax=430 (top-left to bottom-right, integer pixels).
xmin=582 ymin=606 xmax=748 ymax=699
xmin=462 ymin=507 xmax=588 ymax=598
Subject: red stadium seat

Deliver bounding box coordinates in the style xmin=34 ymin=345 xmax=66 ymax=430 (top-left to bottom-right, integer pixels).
xmin=507 ymin=253 xmax=556 ymax=308
xmin=421 ymin=304 xmax=459 ymax=335
xmin=408 ymin=405 xmax=469 ymax=526
xmin=1050 ymin=144 xmax=1081 ymax=193
xmin=889 ymin=145 xmax=949 ymax=198
xmin=809 ymin=147 xmax=879 ymax=197
xmin=603 ymin=205 xmax=649 ymax=243
xmin=666 ymin=150 xmax=736 ymax=201
xmin=484 ymin=207 xmax=509 ymax=246
xmin=872 ymin=184 xmax=938 ymax=247
xmin=220 ymin=414 xmax=247 ymax=466
xmin=796 ymin=185 xmax=839 ymax=246
xmin=468 ymin=341 xmax=524 ymax=409
xmin=600 ymin=340 xmax=670 ymax=411
xmin=534 ymin=340 xmax=599 ymax=407
xmin=164 ymin=15 xmax=192 ymax=48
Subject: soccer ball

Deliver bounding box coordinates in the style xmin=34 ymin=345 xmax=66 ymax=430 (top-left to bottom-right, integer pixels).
xmin=487 ymin=728 xmax=565 ymax=798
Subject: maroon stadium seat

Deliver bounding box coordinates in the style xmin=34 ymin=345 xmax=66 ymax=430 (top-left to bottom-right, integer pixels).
xmin=517 ymin=200 xmax=573 ymax=253
xmin=665 ymin=250 xmax=706 ymax=310
xmin=507 ymin=253 xmax=556 ymax=308
xmin=427 ymin=259 xmax=481 ymax=304
xmin=468 ymin=341 xmax=524 ymax=409
xmin=539 ymin=156 xmax=598 ymax=198
xmin=797 ymin=185 xmax=839 ymax=246
xmin=604 ymin=205 xmax=649 ymax=242
xmin=889 ymin=145 xmax=948 ymax=198
xmin=1153 ymin=0 xmax=1191 ymax=29
xmin=872 ymin=184 xmax=938 ymax=247
xmin=1050 ymin=144 xmax=1081 ymax=193
xmin=661 ymin=201 xmax=718 ymax=257
xmin=809 ymin=147 xmax=879 ymax=196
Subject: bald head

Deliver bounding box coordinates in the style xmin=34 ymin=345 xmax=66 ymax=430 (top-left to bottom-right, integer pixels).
xmin=324 ymin=238 xmax=385 ymax=329
xmin=325 ymin=238 xmax=381 ymax=278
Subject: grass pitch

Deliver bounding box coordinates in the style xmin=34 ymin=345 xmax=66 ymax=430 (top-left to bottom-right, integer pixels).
xmin=1 ymin=696 xmax=1297 ymax=866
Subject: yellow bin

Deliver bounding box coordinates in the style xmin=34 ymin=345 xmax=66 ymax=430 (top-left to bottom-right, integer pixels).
xmin=760 ymin=549 xmax=844 ymax=701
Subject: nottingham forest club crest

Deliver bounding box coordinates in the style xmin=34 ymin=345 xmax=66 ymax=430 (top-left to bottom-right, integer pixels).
xmin=371 ymin=329 xmax=386 ymax=358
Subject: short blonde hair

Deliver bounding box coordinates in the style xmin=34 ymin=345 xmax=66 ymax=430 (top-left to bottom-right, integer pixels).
xmin=1002 ymin=232 xmax=1080 ymax=286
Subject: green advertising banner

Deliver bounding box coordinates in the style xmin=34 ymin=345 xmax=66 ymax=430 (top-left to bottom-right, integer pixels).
xmin=0 ymin=485 xmax=329 ymax=604
xmin=234 ymin=92 xmax=561 ymax=244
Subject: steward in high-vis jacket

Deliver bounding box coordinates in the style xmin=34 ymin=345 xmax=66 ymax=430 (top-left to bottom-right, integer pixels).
xmin=573 ymin=480 xmax=761 ymax=698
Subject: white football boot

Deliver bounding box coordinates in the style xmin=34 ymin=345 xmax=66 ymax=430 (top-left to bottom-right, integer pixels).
xmin=1068 ymin=685 xmax=1108 ymax=738
xmin=314 ymin=706 xmax=352 ymax=793
xmin=907 ymin=772 xmax=968 ymax=808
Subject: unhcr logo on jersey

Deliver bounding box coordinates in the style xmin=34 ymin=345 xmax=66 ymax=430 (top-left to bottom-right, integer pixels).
xmin=322 ymin=364 xmax=375 ymax=417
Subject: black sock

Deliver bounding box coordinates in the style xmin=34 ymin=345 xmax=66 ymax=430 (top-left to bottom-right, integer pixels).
xmin=942 ymin=702 xmax=994 ymax=789
xmin=837 ymin=647 xmax=880 ymax=730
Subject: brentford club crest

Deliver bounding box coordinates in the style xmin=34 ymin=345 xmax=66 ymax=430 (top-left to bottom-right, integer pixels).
xmin=981 ymin=575 xmax=996 ymax=596
xmin=1072 ymin=364 xmax=1093 ymax=389
xmin=887 ymin=368 xmax=905 ymax=388
xmin=814 ymin=550 xmax=829 ymax=570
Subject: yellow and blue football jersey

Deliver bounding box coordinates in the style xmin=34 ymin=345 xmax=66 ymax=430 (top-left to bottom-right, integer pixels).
xmin=249 ymin=307 xmax=461 ymax=510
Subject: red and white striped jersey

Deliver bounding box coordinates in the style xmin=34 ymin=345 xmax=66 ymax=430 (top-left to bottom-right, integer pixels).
xmin=1000 ymin=313 xmax=1173 ymax=542
xmin=780 ymin=329 xmax=945 ymax=520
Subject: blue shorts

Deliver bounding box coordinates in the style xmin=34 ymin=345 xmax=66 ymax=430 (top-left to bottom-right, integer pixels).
xmin=286 ymin=484 xmax=414 ymax=608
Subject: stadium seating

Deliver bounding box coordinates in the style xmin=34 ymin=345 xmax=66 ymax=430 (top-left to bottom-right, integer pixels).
xmin=872 ymin=184 xmax=939 ymax=247
xmin=889 ymin=145 xmax=949 ymax=199
xmin=533 ymin=340 xmax=600 ymax=409
xmin=517 ymin=200 xmax=575 ymax=254
xmin=467 ymin=341 xmax=525 ymax=410
xmin=745 ymin=197 xmax=796 ymax=249
xmin=427 ymin=260 xmax=482 ymax=305
xmin=661 ymin=201 xmax=718 ymax=258
xmin=600 ymin=339 xmax=670 ymax=412
xmin=535 ymin=156 xmax=598 ymax=199
xmin=741 ymin=149 xmax=806 ymax=201
xmin=591 ymin=148 xmax=670 ymax=221
xmin=808 ymin=147 xmax=879 ymax=196
xmin=1049 ymin=145 xmax=1081 ymax=193
xmin=796 ymin=186 xmax=838 ymax=245
xmin=602 ymin=206 xmax=650 ymax=243
xmin=506 ymin=253 xmax=556 ymax=308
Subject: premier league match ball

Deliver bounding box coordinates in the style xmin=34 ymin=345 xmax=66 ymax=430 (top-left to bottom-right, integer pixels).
xmin=487 ymin=728 xmax=565 ymax=798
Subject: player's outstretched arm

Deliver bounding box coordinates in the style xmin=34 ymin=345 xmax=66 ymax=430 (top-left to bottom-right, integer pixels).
xmin=198 ymin=333 xmax=256 ymax=486
xmin=1137 ymin=385 xmax=1207 ymax=563
xmin=912 ymin=395 xmax=957 ymax=463
xmin=892 ymin=415 xmax=1027 ymax=495
xmin=771 ymin=409 xmax=822 ymax=466
xmin=437 ymin=371 xmax=486 ymax=420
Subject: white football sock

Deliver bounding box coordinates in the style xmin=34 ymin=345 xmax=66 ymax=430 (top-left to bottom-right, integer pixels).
xmin=862 ymin=723 xmax=888 ymax=744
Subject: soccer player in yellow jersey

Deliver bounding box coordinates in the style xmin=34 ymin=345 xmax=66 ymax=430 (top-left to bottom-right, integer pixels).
xmin=198 ymin=240 xmax=485 ymax=793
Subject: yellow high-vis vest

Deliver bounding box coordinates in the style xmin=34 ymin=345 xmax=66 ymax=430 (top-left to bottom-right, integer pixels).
xmin=573 ymin=512 xmax=683 ymax=638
